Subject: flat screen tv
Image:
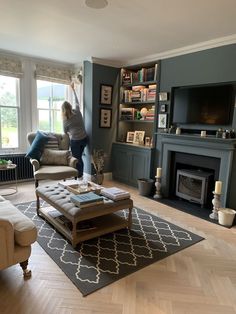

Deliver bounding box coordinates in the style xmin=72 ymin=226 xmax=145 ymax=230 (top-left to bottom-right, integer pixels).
xmin=171 ymin=83 xmax=235 ymax=126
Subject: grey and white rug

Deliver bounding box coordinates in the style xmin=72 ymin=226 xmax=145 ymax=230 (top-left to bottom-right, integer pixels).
xmin=17 ymin=201 xmax=204 ymax=296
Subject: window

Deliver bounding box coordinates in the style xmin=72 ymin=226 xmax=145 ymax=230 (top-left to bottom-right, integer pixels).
xmin=0 ymin=75 xmax=20 ymax=149
xmin=37 ymin=80 xmax=70 ymax=132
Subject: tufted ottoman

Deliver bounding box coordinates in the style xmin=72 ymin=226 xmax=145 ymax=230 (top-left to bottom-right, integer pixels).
xmin=36 ymin=184 xmax=133 ymax=247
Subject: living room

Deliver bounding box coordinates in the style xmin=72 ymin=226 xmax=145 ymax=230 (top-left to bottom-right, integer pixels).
xmin=1 ymin=1 xmax=236 ymax=314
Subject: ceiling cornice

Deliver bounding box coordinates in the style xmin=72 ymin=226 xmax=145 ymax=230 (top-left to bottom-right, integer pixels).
xmin=88 ymin=34 xmax=236 ymax=68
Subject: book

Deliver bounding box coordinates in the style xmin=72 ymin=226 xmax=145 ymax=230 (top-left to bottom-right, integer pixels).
xmin=70 ymin=192 xmax=104 ymax=207
xmin=58 ymin=179 xmax=79 ymax=188
xmin=101 ymin=187 xmax=130 ymax=201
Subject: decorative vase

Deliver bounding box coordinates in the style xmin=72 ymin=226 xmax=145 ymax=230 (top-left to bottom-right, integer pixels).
xmin=91 ymin=173 xmax=104 ymax=185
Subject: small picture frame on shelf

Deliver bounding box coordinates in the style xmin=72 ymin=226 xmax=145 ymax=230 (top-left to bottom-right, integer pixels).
xmin=99 ymin=108 xmax=112 ymax=128
xmin=145 ymin=136 xmax=151 ymax=146
xmin=133 ymin=130 xmax=145 ymax=144
xmin=100 ymin=84 xmax=113 ymax=105
xmin=126 ymin=131 xmax=135 ymax=143
xmin=158 ymin=114 xmax=167 ymax=128
xmin=160 ymin=104 xmax=167 ymax=113
xmin=159 ymin=92 xmax=169 ymax=102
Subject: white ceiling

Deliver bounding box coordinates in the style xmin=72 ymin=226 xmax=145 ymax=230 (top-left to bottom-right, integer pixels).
xmin=1 ymin=0 xmax=236 ymax=66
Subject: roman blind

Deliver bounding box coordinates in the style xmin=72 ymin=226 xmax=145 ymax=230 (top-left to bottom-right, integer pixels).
xmin=35 ymin=64 xmax=73 ymax=84
xmin=0 ymin=56 xmax=23 ymax=78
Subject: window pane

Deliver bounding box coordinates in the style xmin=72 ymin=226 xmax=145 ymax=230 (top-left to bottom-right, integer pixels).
xmin=53 ymin=110 xmax=63 ymax=133
xmin=37 ymin=80 xmax=69 ymax=132
xmin=0 ymin=75 xmax=19 ymax=107
xmin=1 ymin=107 xmax=18 ymax=148
xmin=38 ymin=110 xmax=50 ymax=131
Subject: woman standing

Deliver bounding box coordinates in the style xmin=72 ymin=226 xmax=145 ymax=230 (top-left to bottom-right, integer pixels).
xmin=61 ymin=83 xmax=88 ymax=179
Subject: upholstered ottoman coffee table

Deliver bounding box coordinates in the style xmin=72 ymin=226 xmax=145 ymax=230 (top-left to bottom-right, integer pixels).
xmin=36 ymin=184 xmax=133 ymax=248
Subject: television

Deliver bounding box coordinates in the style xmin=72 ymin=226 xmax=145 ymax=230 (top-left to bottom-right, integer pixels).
xmin=171 ymin=83 xmax=235 ymax=126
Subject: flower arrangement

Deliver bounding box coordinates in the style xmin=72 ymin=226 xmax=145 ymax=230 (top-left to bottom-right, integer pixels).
xmin=91 ymin=149 xmax=105 ymax=174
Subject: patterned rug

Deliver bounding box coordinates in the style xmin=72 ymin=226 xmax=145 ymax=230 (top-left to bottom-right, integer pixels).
xmin=17 ymin=201 xmax=204 ymax=296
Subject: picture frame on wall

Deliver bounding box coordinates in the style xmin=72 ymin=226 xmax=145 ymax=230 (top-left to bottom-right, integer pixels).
xmin=99 ymin=108 xmax=112 ymax=128
xmin=160 ymin=104 xmax=167 ymax=113
xmin=126 ymin=131 xmax=135 ymax=143
xmin=100 ymin=84 xmax=113 ymax=105
xmin=158 ymin=114 xmax=167 ymax=128
xmin=159 ymin=92 xmax=169 ymax=102
xmin=133 ymin=130 xmax=145 ymax=144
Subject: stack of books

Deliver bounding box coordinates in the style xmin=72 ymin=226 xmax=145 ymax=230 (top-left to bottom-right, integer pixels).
xmin=70 ymin=192 xmax=104 ymax=208
xmin=146 ymin=84 xmax=156 ymax=101
xmin=145 ymin=106 xmax=155 ymax=121
xmin=101 ymin=187 xmax=130 ymax=201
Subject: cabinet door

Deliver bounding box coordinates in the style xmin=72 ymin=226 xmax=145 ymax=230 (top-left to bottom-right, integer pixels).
xmin=112 ymin=146 xmax=131 ymax=183
xmin=129 ymin=150 xmax=151 ymax=186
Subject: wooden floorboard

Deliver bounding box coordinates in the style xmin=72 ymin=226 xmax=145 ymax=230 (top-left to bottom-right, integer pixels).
xmin=0 ymin=179 xmax=236 ymax=314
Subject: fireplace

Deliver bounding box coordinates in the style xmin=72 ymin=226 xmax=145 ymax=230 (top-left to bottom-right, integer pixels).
xmin=160 ymin=133 xmax=236 ymax=209
xmin=176 ymin=169 xmax=213 ymax=207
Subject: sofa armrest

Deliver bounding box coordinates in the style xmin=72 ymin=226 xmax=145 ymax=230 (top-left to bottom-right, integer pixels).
xmin=0 ymin=219 xmax=14 ymax=270
xmin=68 ymin=156 xmax=78 ymax=169
xmin=30 ymin=158 xmax=40 ymax=171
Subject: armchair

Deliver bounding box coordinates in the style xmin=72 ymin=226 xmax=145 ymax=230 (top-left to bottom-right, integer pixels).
xmin=27 ymin=132 xmax=78 ymax=187
xmin=0 ymin=195 xmax=37 ymax=277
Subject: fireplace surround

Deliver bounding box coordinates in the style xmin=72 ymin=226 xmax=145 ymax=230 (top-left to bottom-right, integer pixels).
xmin=160 ymin=133 xmax=236 ymax=208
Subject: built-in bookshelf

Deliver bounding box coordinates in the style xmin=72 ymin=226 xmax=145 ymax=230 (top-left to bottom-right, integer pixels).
xmin=117 ymin=62 xmax=160 ymax=146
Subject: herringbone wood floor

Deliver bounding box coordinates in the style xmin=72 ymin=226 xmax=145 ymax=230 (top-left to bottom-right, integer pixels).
xmin=0 ymin=179 xmax=236 ymax=314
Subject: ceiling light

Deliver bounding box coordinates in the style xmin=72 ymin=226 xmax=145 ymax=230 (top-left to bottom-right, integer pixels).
xmin=85 ymin=0 xmax=108 ymax=9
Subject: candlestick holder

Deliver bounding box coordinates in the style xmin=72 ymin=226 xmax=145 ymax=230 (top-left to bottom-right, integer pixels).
xmin=154 ymin=176 xmax=162 ymax=199
xmin=209 ymin=191 xmax=221 ymax=220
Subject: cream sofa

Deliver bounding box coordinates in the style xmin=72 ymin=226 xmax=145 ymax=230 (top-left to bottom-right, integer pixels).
xmin=0 ymin=195 xmax=37 ymax=277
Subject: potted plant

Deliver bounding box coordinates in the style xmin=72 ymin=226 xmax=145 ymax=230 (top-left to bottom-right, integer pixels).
xmin=0 ymin=159 xmax=9 ymax=169
xmin=91 ymin=149 xmax=105 ymax=185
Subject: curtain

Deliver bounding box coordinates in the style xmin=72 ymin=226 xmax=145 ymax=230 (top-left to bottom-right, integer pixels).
xmin=35 ymin=64 xmax=73 ymax=84
xmin=0 ymin=56 xmax=23 ymax=78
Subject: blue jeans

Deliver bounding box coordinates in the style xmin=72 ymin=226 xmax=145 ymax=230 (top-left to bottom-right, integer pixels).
xmin=70 ymin=137 xmax=88 ymax=177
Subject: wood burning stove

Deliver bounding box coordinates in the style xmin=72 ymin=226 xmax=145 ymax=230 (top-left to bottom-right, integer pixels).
xmin=176 ymin=169 xmax=213 ymax=207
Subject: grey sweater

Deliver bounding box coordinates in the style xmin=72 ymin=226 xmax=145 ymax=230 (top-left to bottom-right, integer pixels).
xmin=63 ymin=91 xmax=87 ymax=140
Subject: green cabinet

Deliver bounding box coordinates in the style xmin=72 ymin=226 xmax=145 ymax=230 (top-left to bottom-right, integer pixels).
xmin=112 ymin=142 xmax=153 ymax=187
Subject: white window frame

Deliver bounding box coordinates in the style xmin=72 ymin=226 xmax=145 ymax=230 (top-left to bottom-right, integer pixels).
xmin=0 ymin=75 xmax=20 ymax=152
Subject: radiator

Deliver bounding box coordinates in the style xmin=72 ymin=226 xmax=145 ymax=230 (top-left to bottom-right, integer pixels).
xmin=0 ymin=154 xmax=34 ymax=184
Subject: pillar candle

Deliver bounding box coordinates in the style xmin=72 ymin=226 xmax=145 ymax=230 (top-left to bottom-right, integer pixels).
xmin=215 ymin=181 xmax=222 ymax=194
xmin=156 ymin=167 xmax=162 ymax=178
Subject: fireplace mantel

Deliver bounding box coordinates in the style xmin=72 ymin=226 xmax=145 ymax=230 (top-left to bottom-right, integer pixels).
xmin=159 ymin=133 xmax=236 ymax=207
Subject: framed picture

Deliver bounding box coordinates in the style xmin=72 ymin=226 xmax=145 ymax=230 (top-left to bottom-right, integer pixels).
xmin=99 ymin=108 xmax=112 ymax=128
xmin=100 ymin=84 xmax=113 ymax=105
xmin=126 ymin=131 xmax=135 ymax=143
xmin=145 ymin=136 xmax=151 ymax=146
xmin=133 ymin=131 xmax=145 ymax=144
xmin=158 ymin=114 xmax=167 ymax=128
xmin=160 ymin=104 xmax=167 ymax=113
xmin=159 ymin=92 xmax=169 ymax=102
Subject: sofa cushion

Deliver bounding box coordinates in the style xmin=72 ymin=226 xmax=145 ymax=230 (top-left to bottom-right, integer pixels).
xmin=40 ymin=149 xmax=70 ymax=165
xmin=44 ymin=133 xmax=59 ymax=150
xmin=25 ymin=130 xmax=49 ymax=161
xmin=0 ymin=200 xmax=37 ymax=246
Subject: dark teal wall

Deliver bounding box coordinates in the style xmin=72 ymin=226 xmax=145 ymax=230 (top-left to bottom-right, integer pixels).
xmin=83 ymin=61 xmax=119 ymax=174
xmin=160 ymin=44 xmax=236 ymax=90
xmin=83 ymin=61 xmax=93 ymax=174
xmin=156 ymin=43 xmax=236 ymax=208
xmin=159 ymin=44 xmax=236 ymax=130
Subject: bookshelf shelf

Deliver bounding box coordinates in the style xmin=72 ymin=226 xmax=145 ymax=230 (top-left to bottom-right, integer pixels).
xmin=119 ymin=119 xmax=154 ymax=123
xmin=112 ymin=61 xmax=160 ymax=187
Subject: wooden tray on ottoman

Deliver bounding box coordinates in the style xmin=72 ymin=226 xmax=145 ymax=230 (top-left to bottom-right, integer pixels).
xmin=66 ymin=181 xmax=102 ymax=195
